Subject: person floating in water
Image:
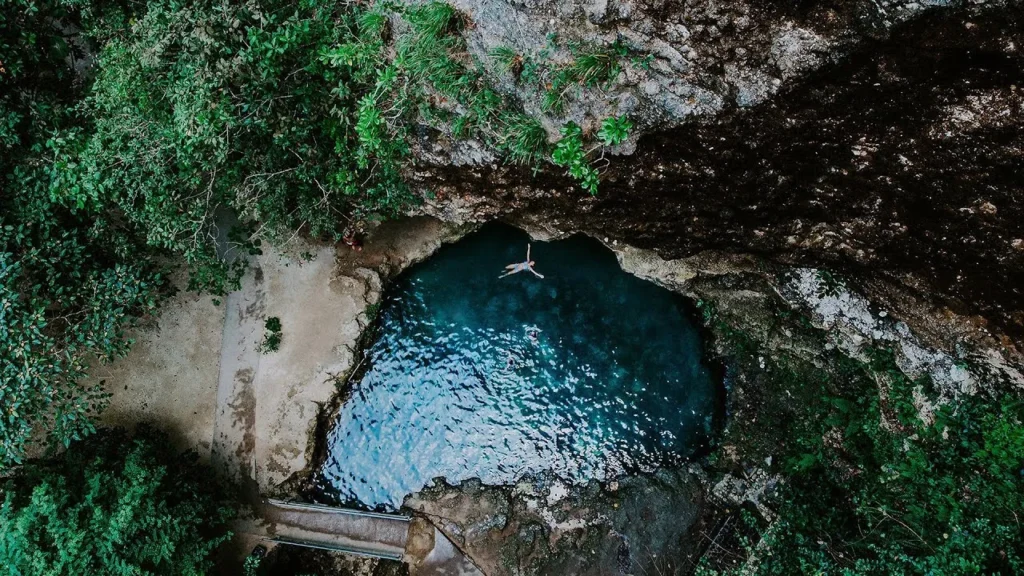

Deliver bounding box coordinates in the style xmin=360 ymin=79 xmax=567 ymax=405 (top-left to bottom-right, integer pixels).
xmin=499 ymin=243 xmax=544 ymax=279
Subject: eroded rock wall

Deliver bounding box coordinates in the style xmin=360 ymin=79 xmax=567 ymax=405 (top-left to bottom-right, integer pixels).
xmin=443 ymin=0 xmax=1003 ymax=138
xmin=415 ymin=5 xmax=1024 ymax=349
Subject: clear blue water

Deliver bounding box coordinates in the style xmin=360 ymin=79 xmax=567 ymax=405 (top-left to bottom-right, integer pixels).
xmin=314 ymin=223 xmax=720 ymax=510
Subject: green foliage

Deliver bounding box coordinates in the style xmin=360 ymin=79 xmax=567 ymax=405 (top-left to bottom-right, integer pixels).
xmin=759 ymin=382 xmax=1024 ymax=575
xmin=696 ymin=302 xmax=1024 ymax=575
xmin=406 ymin=1 xmax=464 ymax=38
xmin=324 ymin=1 xmax=555 ymax=173
xmin=53 ymin=0 xmax=418 ymax=296
xmin=551 ymin=117 xmax=632 ymax=193
xmin=544 ymin=40 xmax=627 ymax=113
xmin=0 ymin=234 xmax=161 ymax=466
xmin=488 ymin=46 xmax=523 ymax=77
xmin=260 ymin=316 xmax=283 ymax=353
xmin=631 ymin=53 xmax=655 ymax=70
xmin=551 ymin=122 xmax=599 ymax=194
xmin=0 ymin=426 xmax=234 ymax=575
xmin=243 ymin=553 xmax=263 ymax=576
xmin=496 ymin=114 xmax=549 ymax=165
xmin=568 ymin=42 xmax=626 ymax=85
xmin=815 ymin=269 xmax=846 ymax=298
xmin=597 ymin=115 xmax=632 ymax=146
xmin=397 ymin=3 xmax=473 ymax=99
xmin=1 ymin=0 xmax=166 ymax=468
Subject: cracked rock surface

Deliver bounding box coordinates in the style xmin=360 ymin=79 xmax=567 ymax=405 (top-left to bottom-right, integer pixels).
xmin=442 ymin=0 xmax=998 ymax=140
xmin=404 ymin=470 xmax=706 ymax=576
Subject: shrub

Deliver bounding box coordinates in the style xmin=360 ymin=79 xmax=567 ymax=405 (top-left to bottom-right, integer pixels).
xmin=551 ymin=118 xmax=631 ymax=193
xmin=52 ymin=0 xmax=418 ymax=296
xmin=260 ymin=316 xmax=283 ymax=353
xmin=551 ymin=122 xmax=600 ymax=194
xmin=695 ymin=301 xmax=1024 ymax=575
xmin=0 ymin=427 xmax=235 ymax=575
xmin=1 ymin=0 xmax=165 ymax=467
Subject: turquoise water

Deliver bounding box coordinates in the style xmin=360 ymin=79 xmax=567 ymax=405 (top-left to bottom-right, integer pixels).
xmin=314 ymin=223 xmax=720 ymax=510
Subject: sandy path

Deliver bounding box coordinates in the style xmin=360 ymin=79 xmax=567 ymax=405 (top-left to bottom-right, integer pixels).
xmin=94 ymin=216 xmax=453 ymax=494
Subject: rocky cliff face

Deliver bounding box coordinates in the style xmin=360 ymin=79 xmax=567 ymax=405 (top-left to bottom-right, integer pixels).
xmin=413 ymin=3 xmax=1023 ymax=352
xmin=443 ymin=0 xmax=1006 ymax=138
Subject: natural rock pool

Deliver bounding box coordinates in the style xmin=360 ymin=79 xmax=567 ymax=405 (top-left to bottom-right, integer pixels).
xmin=314 ymin=223 xmax=721 ymax=510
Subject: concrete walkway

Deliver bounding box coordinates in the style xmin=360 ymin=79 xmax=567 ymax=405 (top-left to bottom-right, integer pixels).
xmin=239 ymin=500 xmax=408 ymax=560
xmin=235 ymin=499 xmax=484 ymax=575
xmin=210 ymin=256 xmax=265 ymax=485
xmin=206 ymin=218 xmax=452 ymax=492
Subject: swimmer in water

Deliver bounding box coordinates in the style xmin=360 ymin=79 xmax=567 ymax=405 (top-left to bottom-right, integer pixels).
xmin=499 ymin=243 xmax=544 ymax=279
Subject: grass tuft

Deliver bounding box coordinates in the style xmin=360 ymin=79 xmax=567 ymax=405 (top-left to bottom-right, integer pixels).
xmin=405 ymin=1 xmax=464 ymax=38
xmin=496 ymin=114 xmax=549 ymax=165
xmin=543 ymin=40 xmax=625 ymax=113
xmin=488 ymin=45 xmax=523 ymax=77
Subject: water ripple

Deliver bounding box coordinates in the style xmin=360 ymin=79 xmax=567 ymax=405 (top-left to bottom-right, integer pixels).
xmin=314 ymin=223 xmax=720 ymax=510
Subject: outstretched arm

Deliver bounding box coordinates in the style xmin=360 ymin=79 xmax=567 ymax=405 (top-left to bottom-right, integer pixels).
xmin=530 ymin=268 xmax=544 ymax=279
xmin=526 ymin=243 xmax=531 ymax=261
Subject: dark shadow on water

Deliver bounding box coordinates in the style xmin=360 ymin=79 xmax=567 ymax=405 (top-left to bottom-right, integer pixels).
xmin=311 ymin=222 xmax=725 ymax=511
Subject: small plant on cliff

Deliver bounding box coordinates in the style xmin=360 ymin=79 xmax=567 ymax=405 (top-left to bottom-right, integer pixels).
xmin=550 ymin=116 xmax=631 ymax=193
xmin=597 ymin=114 xmax=633 ymax=146
xmin=0 ymin=427 xmax=234 ymax=574
xmin=398 ymin=2 xmax=475 ymax=101
xmin=552 ymin=122 xmax=600 ymax=194
xmin=814 ymin=269 xmax=846 ymax=298
xmin=544 ymin=39 xmax=629 ymax=113
xmin=405 ymin=1 xmax=465 ymax=38
xmin=497 ymin=113 xmax=550 ymax=165
xmin=489 ymin=45 xmax=524 ymax=77
xmin=242 ymin=546 xmax=267 ymax=576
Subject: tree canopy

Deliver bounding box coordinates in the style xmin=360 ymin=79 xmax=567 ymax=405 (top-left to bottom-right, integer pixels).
xmin=0 ymin=0 xmax=636 ymax=466
xmin=2 ymin=0 xmax=166 ymax=467
xmin=0 ymin=426 xmax=234 ymax=575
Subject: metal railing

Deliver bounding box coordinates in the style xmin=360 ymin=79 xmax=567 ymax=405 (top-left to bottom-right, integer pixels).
xmin=267 ymin=535 xmax=405 ymax=561
xmin=266 ymin=498 xmax=412 ymax=522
